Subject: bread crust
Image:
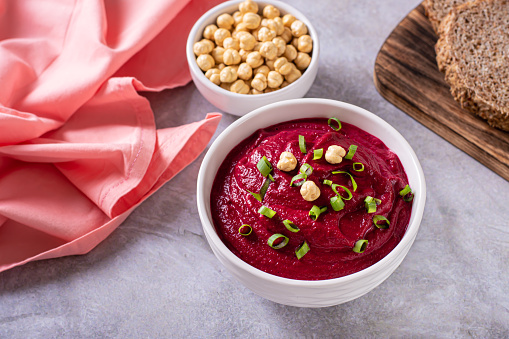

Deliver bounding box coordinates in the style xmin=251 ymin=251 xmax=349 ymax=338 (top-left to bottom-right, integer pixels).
xmin=435 ymin=0 xmax=509 ymax=131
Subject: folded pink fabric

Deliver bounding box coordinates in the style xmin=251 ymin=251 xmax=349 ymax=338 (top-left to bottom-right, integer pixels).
xmin=0 ymin=0 xmax=225 ymax=272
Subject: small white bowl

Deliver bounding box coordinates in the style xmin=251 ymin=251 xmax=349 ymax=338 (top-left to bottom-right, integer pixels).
xmin=186 ymin=0 xmax=320 ymax=116
xmin=197 ymin=98 xmax=426 ymax=307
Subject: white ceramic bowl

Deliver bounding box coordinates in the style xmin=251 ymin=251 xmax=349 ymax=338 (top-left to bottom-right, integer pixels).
xmin=197 ymin=98 xmax=426 ymax=307
xmin=186 ymin=0 xmax=320 ymax=116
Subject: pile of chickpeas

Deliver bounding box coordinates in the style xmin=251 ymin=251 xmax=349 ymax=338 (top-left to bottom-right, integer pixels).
xmin=193 ymin=0 xmax=313 ymax=94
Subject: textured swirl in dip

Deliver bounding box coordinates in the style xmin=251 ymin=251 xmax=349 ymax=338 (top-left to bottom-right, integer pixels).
xmin=211 ymin=118 xmax=412 ymax=280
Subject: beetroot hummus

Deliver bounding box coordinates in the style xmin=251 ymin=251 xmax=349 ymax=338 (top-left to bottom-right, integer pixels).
xmin=211 ymin=118 xmax=413 ymax=280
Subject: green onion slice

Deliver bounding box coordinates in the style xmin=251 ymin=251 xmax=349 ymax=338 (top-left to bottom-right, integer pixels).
xmin=238 ymin=224 xmax=252 ymax=236
xmin=299 ymin=135 xmax=306 ymax=153
xmin=267 ymin=233 xmax=289 ymax=249
xmin=295 ymin=241 xmax=310 ymax=260
xmin=259 ymin=178 xmax=271 ymax=199
xmin=258 ymin=205 xmax=276 ymax=218
xmin=257 ymin=156 xmax=273 ymax=177
xmin=399 ymin=184 xmax=414 ymax=202
xmin=309 ymin=205 xmax=327 ymax=220
xmin=248 ymin=191 xmax=262 ymax=202
xmin=364 ymin=196 xmax=378 ymax=213
xmin=328 ymin=117 xmax=342 ymax=131
xmin=331 ymin=170 xmax=358 ymax=191
xmin=313 ymin=148 xmax=323 ymax=160
xmin=373 ymin=215 xmax=390 ymax=229
xmin=323 ymin=179 xmax=333 ymax=186
xmin=330 ymin=195 xmax=345 ymax=211
xmin=299 ymin=163 xmax=313 ymax=176
xmin=332 ymin=184 xmax=353 ymax=200
xmin=353 ymin=162 xmax=364 ymax=172
xmin=344 ymin=145 xmax=358 ymax=160
xmin=290 ymin=173 xmax=307 ymax=187
xmin=283 ymin=219 xmax=300 ymax=232
xmin=353 ymin=239 xmax=368 ymax=253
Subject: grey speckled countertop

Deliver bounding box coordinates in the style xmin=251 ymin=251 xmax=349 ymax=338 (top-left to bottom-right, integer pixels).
xmin=2 ymin=0 xmax=509 ymax=337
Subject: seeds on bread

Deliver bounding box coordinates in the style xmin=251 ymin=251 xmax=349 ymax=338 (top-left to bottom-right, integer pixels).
xmin=435 ymin=0 xmax=509 ymax=131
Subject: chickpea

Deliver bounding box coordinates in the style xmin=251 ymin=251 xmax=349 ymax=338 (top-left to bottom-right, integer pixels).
xmin=253 ymin=41 xmax=263 ymax=51
xmin=291 ymin=37 xmax=299 ymax=49
xmin=239 ymin=32 xmax=256 ymax=51
xmin=325 ymin=145 xmax=347 ymax=164
xmin=230 ymin=79 xmax=250 ymax=94
xmin=300 ymin=180 xmax=320 ymax=202
xmin=281 ymin=80 xmax=290 ymax=88
xmin=220 ymin=82 xmax=231 ymax=91
xmin=239 ymin=0 xmax=258 ymax=14
xmin=274 ymin=57 xmax=293 ymax=75
xmin=211 ymin=46 xmax=225 ymax=64
xmin=242 ymin=12 xmax=261 ymax=30
xmin=294 ymin=52 xmax=311 ymax=70
xmin=251 ymin=88 xmax=263 ymax=95
xmin=259 ymin=41 xmax=278 ymax=60
xmin=223 ymin=37 xmax=239 ymax=51
xmin=237 ymin=63 xmax=253 ymax=80
xmin=251 ymin=27 xmax=260 ymax=41
xmin=263 ymin=5 xmax=280 ymax=19
xmin=268 ymin=17 xmax=284 ymax=36
xmin=254 ymin=65 xmax=270 ymax=77
xmin=193 ymin=40 xmax=213 ymax=56
xmin=264 ymin=87 xmax=279 ymax=93
xmin=234 ymin=22 xmax=251 ymax=33
xmin=285 ymin=67 xmax=302 ymax=83
xmin=220 ymin=66 xmax=238 ymax=83
xmin=283 ymin=44 xmax=298 ymax=61
xmin=246 ymin=51 xmax=264 ymax=68
xmin=203 ymin=24 xmax=218 ymax=40
xmin=277 ymin=152 xmax=297 ymax=171
xmin=205 ymin=68 xmax=220 ymax=79
xmin=282 ymin=14 xmax=296 ymax=27
xmin=280 ymin=27 xmax=293 ymax=43
xmin=265 ymin=58 xmax=275 ymax=71
xmin=210 ymin=73 xmax=221 ymax=85
xmin=251 ymin=73 xmax=268 ymax=91
xmin=291 ymin=20 xmax=308 ymax=37
xmin=239 ymin=49 xmax=249 ymax=62
xmin=272 ymin=37 xmax=286 ymax=56
xmin=297 ymin=35 xmax=313 ymax=53
xmin=260 ymin=18 xmax=269 ymax=27
xmin=217 ymin=63 xmax=226 ymax=70
xmin=196 ymin=54 xmax=214 ymax=71
xmin=257 ymin=27 xmax=276 ymax=42
xmin=267 ymin=71 xmax=283 ymax=88
xmin=217 ymin=13 xmax=234 ymax=30
xmin=232 ymin=11 xmax=243 ymax=26
xmin=223 ymin=48 xmax=241 ymax=65
xmin=214 ymin=28 xmax=231 ymax=47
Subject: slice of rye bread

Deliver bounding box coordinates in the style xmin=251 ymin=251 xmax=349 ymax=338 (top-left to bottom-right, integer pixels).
xmin=435 ymin=0 xmax=509 ymax=131
xmin=423 ymin=0 xmax=473 ymax=33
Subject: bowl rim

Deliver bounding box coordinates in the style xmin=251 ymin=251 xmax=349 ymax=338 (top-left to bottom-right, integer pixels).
xmin=197 ymin=98 xmax=426 ymax=287
xmin=186 ymin=0 xmax=320 ymax=100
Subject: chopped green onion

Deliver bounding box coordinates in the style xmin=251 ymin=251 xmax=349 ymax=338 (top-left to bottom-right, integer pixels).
xmin=299 ymin=163 xmax=313 ymax=176
xmin=299 ymin=135 xmax=306 ymax=153
xmin=283 ymin=220 xmax=300 ymax=232
xmin=344 ymin=145 xmax=358 ymax=160
xmin=399 ymin=184 xmax=414 ymax=202
xmin=332 ymin=184 xmax=353 ymax=200
xmin=330 ymin=195 xmax=345 ymax=211
xmin=257 ymin=156 xmax=273 ymax=177
xmin=309 ymin=205 xmax=327 ymax=220
xmin=353 ymin=162 xmax=364 ymax=172
xmin=331 ymin=170 xmax=358 ymax=191
xmin=328 ymin=117 xmax=342 ymax=131
xmin=248 ymin=191 xmax=262 ymax=202
xmin=323 ymin=179 xmax=333 ymax=186
xmin=267 ymin=233 xmax=289 ymax=249
xmin=239 ymin=224 xmax=252 ymax=236
xmin=313 ymin=148 xmax=323 ymax=160
xmin=268 ymin=173 xmax=275 ymax=182
xmin=364 ymin=196 xmax=377 ymax=213
xmin=290 ymin=173 xmax=307 ymax=186
xmin=258 ymin=205 xmax=276 ymax=218
xmin=295 ymin=241 xmax=310 ymax=259
xmin=373 ymin=215 xmax=390 ymax=229
xmin=259 ymin=178 xmax=271 ymax=200
xmin=353 ymin=239 xmax=368 ymax=253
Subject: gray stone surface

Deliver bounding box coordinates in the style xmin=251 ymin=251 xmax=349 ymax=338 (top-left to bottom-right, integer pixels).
xmin=1 ymin=0 xmax=509 ymax=337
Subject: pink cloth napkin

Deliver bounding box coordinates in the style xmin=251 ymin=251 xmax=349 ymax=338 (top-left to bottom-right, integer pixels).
xmin=0 ymin=0 xmax=225 ymax=272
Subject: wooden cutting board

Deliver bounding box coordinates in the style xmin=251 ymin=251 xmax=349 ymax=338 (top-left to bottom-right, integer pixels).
xmin=374 ymin=4 xmax=509 ymax=181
